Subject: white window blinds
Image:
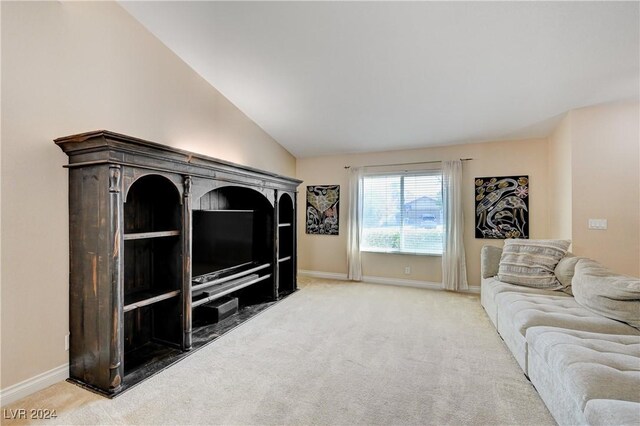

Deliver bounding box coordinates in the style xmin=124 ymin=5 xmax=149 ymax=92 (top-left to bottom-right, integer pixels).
xmin=361 ymin=170 xmax=443 ymax=255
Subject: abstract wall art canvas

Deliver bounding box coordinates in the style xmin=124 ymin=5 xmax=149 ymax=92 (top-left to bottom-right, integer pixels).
xmin=475 ymin=175 xmax=529 ymax=239
xmin=306 ymin=185 xmax=340 ymax=235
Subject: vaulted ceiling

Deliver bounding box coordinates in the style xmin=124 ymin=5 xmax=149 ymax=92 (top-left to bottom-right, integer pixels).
xmin=121 ymin=1 xmax=639 ymax=157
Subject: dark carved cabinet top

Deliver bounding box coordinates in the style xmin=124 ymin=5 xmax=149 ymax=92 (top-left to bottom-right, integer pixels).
xmin=55 ymin=130 xmax=302 ymax=190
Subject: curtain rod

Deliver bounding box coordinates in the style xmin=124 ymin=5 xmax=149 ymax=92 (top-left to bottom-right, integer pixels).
xmin=343 ymin=158 xmax=473 ymax=169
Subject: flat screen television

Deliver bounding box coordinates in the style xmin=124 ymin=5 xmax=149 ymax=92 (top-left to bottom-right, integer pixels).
xmin=192 ymin=210 xmax=254 ymax=278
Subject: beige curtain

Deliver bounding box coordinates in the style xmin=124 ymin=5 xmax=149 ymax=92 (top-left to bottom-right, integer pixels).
xmin=347 ymin=167 xmax=363 ymax=281
xmin=442 ymin=160 xmax=468 ymax=291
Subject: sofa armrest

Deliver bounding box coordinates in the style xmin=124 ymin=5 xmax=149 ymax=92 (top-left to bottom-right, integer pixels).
xmin=481 ymin=245 xmax=503 ymax=278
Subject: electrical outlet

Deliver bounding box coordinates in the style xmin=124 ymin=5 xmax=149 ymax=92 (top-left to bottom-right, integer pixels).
xmin=65 ymin=333 xmax=70 ymax=351
xmin=404 ymin=266 xmax=411 ymax=275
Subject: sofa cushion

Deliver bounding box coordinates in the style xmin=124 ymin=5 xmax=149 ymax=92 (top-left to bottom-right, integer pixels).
xmin=527 ymin=327 xmax=640 ymax=412
xmin=495 ymin=291 xmax=639 ymax=373
xmin=583 ymin=399 xmax=640 ymax=426
xmin=497 ymin=239 xmax=571 ymax=289
xmin=485 ymin=279 xmax=569 ymax=301
xmin=498 ymin=292 xmax=639 ymax=337
xmin=481 ymin=277 xmax=568 ymax=329
xmin=527 ymin=339 xmax=588 ymax=426
xmin=480 ymin=278 xmax=568 ymax=327
xmin=572 ymin=259 xmax=640 ymax=329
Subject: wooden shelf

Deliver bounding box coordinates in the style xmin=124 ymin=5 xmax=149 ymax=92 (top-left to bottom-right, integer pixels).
xmin=278 ymin=223 xmax=291 ymax=227
xmin=192 ymin=261 xmax=253 ymax=285
xmin=192 ymin=274 xmax=272 ymax=308
xmin=124 ymin=230 xmax=180 ymax=240
xmin=278 ymin=256 xmax=291 ymax=263
xmin=123 ymin=289 xmax=181 ymax=313
xmin=192 ymin=262 xmax=271 ymax=292
xmin=199 ymin=209 xmax=254 ymax=213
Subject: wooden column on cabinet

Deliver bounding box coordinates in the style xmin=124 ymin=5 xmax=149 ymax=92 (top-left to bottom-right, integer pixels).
xmin=292 ymin=192 xmax=298 ymax=293
xmin=273 ymin=190 xmax=280 ymax=300
xmin=68 ymin=164 xmax=124 ymax=393
xmin=108 ymin=165 xmax=124 ymax=392
xmin=182 ymin=175 xmax=193 ymax=350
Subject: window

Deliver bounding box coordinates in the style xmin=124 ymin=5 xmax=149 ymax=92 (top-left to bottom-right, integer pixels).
xmin=361 ymin=170 xmax=443 ymax=255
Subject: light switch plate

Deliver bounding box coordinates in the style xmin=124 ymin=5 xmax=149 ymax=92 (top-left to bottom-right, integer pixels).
xmin=588 ymin=219 xmax=607 ymax=230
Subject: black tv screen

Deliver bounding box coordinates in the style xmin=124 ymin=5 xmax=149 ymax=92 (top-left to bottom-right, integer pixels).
xmin=192 ymin=210 xmax=254 ymax=278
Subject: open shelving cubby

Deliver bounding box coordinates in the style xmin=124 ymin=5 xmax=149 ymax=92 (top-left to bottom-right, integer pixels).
xmin=277 ymin=193 xmax=295 ymax=297
xmin=122 ymin=175 xmax=184 ymax=375
xmin=190 ymin=186 xmax=275 ymax=335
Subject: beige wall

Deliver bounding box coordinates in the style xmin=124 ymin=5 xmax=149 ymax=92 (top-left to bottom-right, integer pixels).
xmin=570 ymin=102 xmax=639 ymax=276
xmin=546 ymin=102 xmax=640 ymax=276
xmin=548 ymin=113 xmax=573 ymax=240
xmin=1 ymin=2 xmax=295 ymax=389
xmin=297 ymin=138 xmax=550 ymax=286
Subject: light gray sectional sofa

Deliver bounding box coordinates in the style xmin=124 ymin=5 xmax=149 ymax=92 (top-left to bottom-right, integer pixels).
xmin=480 ymin=245 xmax=640 ymax=426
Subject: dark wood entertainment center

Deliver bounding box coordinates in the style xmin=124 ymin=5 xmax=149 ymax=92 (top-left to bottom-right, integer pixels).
xmin=55 ymin=130 xmax=301 ymax=396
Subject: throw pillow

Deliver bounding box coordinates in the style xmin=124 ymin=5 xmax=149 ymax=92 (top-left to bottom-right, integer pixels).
xmin=497 ymin=239 xmax=571 ymax=289
xmin=554 ymin=253 xmax=581 ymax=295
xmin=572 ymin=259 xmax=640 ymax=329
xmin=481 ymin=245 xmax=503 ymax=279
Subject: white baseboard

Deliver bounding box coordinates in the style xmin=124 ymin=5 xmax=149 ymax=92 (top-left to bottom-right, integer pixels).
xmin=362 ymin=275 xmax=443 ymax=290
xmin=298 ymin=269 xmax=348 ymax=281
xmin=0 ymin=364 xmax=68 ymax=407
xmin=298 ymin=269 xmax=480 ymax=294
xmin=364 ymin=276 xmax=480 ymax=294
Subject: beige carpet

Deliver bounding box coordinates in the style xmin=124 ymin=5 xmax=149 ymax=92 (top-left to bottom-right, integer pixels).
xmin=3 ymin=278 xmax=554 ymax=425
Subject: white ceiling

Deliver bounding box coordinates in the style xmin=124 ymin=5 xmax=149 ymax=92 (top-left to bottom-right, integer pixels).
xmin=120 ymin=1 xmax=639 ymax=158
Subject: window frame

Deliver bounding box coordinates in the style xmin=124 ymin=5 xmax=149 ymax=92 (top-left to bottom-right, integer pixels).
xmin=360 ymin=169 xmax=444 ymax=257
